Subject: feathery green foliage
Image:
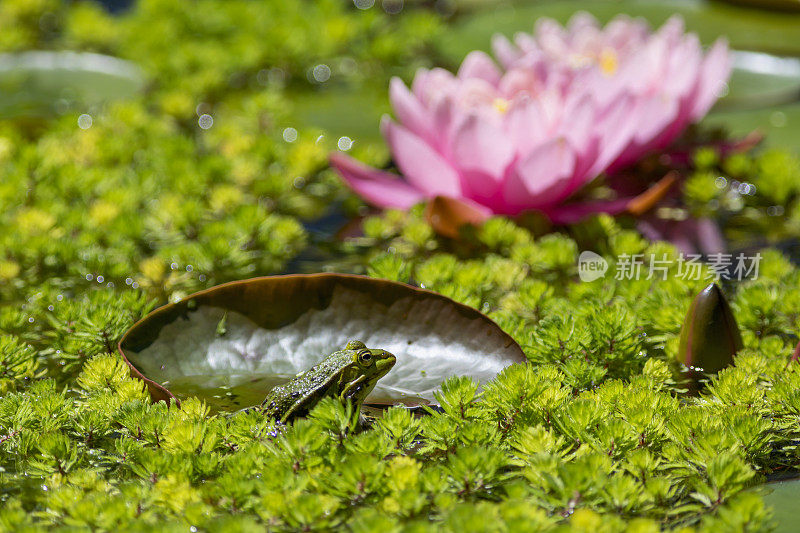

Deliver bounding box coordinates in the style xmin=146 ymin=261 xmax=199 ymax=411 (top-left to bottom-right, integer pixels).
xmin=5 ymin=207 xmax=800 ymax=531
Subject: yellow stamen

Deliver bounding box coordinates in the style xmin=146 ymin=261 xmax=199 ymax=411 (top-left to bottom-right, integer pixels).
xmin=599 ymin=48 xmax=618 ymax=76
xmin=493 ymin=98 xmax=510 ymax=114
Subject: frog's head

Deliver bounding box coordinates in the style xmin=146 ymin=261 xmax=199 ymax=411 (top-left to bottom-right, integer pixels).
xmin=335 ymin=340 xmax=396 ymax=406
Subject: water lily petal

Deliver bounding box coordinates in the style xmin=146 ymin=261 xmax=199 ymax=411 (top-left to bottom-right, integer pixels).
xmin=514 ymin=30 xmax=540 ymax=56
xmin=534 ymin=17 xmax=569 ymax=57
xmin=657 ymin=14 xmax=686 ymax=45
xmin=608 ymin=94 xmax=679 ymax=172
xmin=498 ymin=66 xmax=539 ymax=97
xmin=431 ymin=95 xmax=455 ymax=149
xmin=665 ymin=35 xmax=702 ymax=98
xmin=459 ymin=169 xmax=506 ymax=201
xmin=604 ymin=15 xmax=649 ymax=50
xmin=412 ymin=67 xmax=457 ymax=106
xmin=562 ymin=135 xmax=600 ymax=200
xmin=504 ymin=138 xmax=576 ymax=209
xmin=389 ymin=77 xmax=433 ymax=141
xmin=491 ymin=33 xmax=522 ymax=69
xmin=329 ymin=152 xmax=425 ymax=209
xmin=567 ymin=11 xmax=600 ymax=35
xmin=506 ymin=96 xmax=547 ymax=156
xmin=458 ymin=51 xmax=502 ymax=86
xmin=382 ymin=117 xmax=463 ymax=197
xmin=639 ymin=36 xmax=671 ymax=93
xmin=645 ymin=36 xmax=703 ymax=150
xmin=558 ymin=95 xmax=596 ymax=152
xmin=589 ymin=93 xmax=638 ymax=175
xmin=411 ymin=67 xmax=430 ymax=100
xmin=450 ymin=114 xmax=515 ymax=181
xmin=690 ymin=38 xmax=732 ymax=120
xmin=633 ymin=95 xmax=680 ymax=145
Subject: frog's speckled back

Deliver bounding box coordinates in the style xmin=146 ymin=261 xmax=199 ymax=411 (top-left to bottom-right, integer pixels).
xmin=260 ymin=340 xmax=395 ymax=423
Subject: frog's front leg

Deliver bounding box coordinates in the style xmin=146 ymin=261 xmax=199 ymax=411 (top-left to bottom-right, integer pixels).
xmin=339 ymin=375 xmax=367 ymax=403
xmin=339 ymin=375 xmax=373 ymax=429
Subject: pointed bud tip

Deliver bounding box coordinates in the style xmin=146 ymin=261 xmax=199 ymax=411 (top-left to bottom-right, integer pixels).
xmin=677 ymin=282 xmax=742 ymax=375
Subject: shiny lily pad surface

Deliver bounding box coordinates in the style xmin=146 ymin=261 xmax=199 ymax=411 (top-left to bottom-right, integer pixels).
xmin=0 ymin=51 xmax=143 ymax=119
xmin=718 ymin=51 xmax=800 ymax=111
xmin=119 ymin=274 xmax=525 ymax=411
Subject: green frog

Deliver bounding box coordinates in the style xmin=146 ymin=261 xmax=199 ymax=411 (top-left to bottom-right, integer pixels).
xmin=260 ymin=340 xmax=396 ymax=424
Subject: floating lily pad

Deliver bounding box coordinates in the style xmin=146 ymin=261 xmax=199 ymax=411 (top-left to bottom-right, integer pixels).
xmin=718 ymin=51 xmax=800 ymax=111
xmin=701 ymin=101 xmax=800 ymax=151
xmin=0 ymin=51 xmax=144 ymax=119
xmin=291 ymin=83 xmax=390 ymax=145
xmin=119 ymin=274 xmax=525 ymax=411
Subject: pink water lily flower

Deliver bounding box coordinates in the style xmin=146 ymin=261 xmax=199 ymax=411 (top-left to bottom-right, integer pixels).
xmin=331 ymin=13 xmax=731 ymax=225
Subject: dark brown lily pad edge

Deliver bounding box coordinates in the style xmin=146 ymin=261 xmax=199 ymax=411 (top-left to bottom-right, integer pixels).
xmin=118 ymin=273 xmax=526 ymax=409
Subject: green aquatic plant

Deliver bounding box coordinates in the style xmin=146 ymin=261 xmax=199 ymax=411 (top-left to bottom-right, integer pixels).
xmin=0 ymin=0 xmax=441 ymax=120
xmin=4 ymin=211 xmax=800 ymax=530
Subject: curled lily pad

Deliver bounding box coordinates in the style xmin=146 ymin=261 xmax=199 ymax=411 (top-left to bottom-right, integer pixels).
xmin=119 ymin=274 xmax=524 ymax=410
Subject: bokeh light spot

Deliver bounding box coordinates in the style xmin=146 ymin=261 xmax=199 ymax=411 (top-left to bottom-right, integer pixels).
xmin=198 ymin=114 xmax=214 ymax=129
xmin=283 ymin=127 xmax=298 ymax=142
xmin=337 ymin=136 xmax=354 ymax=151
xmin=78 ymin=114 xmax=93 ymax=129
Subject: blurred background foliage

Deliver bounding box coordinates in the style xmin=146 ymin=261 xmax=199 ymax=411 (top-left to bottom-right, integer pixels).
xmin=0 ymin=0 xmax=799 ymax=311
xmin=0 ymin=0 xmax=444 ymax=307
xmin=1 ymin=0 xmax=800 ymax=307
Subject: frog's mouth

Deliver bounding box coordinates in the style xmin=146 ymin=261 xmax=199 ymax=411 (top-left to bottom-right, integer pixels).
xmin=375 ymin=352 xmax=397 ymax=378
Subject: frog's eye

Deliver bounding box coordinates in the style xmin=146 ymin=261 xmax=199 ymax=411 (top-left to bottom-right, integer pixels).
xmin=357 ymin=349 xmax=373 ymax=365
